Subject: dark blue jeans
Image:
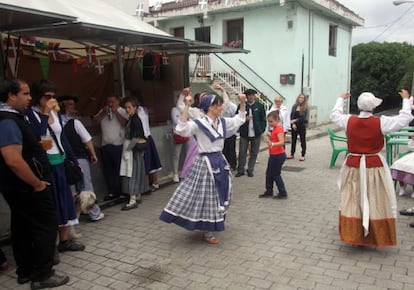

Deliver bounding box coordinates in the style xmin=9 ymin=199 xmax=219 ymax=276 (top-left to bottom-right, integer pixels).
xmin=265 ymin=153 xmax=287 ymax=195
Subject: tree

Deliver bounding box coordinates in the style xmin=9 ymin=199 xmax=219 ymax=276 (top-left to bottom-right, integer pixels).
xmin=350 ymin=42 xmax=414 ymax=113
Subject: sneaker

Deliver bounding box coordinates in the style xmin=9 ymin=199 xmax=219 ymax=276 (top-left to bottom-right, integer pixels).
xmin=58 ymin=240 xmax=85 ymax=253
xmin=286 ymin=155 xmax=294 ymax=160
xmin=31 ymin=273 xmax=69 ymax=290
xmin=151 ymin=184 xmax=160 ymax=192
xmin=299 ymin=157 xmax=305 ymax=161
xmin=173 ymin=174 xmax=179 ymax=183
xmin=91 ymin=212 xmax=105 ymax=221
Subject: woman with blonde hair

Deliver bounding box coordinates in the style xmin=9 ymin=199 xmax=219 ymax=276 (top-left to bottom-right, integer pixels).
xmin=287 ymin=93 xmax=308 ymax=161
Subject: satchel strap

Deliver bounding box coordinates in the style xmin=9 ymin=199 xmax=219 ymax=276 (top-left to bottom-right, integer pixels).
xmin=47 ymin=125 xmax=64 ymax=155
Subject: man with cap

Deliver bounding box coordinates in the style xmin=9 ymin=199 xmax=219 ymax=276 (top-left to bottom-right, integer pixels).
xmin=330 ymin=90 xmax=413 ymax=247
xmin=235 ymin=89 xmax=267 ymax=177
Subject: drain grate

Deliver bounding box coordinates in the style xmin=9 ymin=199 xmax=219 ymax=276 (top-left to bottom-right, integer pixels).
xmin=283 ymin=166 xmax=305 ymax=172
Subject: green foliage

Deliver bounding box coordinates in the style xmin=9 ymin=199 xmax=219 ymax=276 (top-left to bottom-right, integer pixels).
xmin=351 ymin=42 xmax=414 ymax=112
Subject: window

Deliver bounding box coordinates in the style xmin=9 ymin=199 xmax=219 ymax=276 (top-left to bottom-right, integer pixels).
xmin=329 ymin=25 xmax=337 ymax=56
xmin=173 ymin=27 xmax=184 ymax=38
xmin=195 ymin=26 xmax=211 ymax=43
xmin=224 ymin=19 xmax=243 ymax=48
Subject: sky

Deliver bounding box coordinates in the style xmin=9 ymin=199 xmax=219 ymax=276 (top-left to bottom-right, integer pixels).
xmin=339 ymin=0 xmax=414 ymax=45
xmin=145 ymin=0 xmax=414 ymax=45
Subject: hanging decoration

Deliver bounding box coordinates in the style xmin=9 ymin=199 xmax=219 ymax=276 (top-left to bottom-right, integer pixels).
xmin=161 ymin=51 xmax=169 ymax=65
xmin=39 ymin=58 xmax=50 ymax=78
xmin=95 ymin=58 xmax=104 ymax=75
xmin=85 ymin=45 xmax=97 ymax=63
xmin=137 ymin=49 xmax=145 ymax=62
xmin=48 ymin=42 xmax=60 ymax=60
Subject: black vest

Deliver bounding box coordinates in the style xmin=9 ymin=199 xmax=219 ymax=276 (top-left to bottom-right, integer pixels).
xmin=63 ymin=119 xmax=89 ymax=159
xmin=0 ymin=111 xmax=51 ymax=192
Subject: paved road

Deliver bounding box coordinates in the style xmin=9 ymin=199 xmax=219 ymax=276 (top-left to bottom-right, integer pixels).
xmin=1 ymin=129 xmax=414 ymax=290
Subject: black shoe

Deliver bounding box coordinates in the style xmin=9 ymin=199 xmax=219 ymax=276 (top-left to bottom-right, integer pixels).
xmin=258 ymin=193 xmax=272 ymax=198
xmin=247 ymin=172 xmax=254 ymax=177
xmin=410 ymin=222 xmax=414 ymax=228
xmin=121 ymin=203 xmax=138 ymax=211
xmin=103 ymin=194 xmax=119 ymax=201
xmin=399 ymin=208 xmax=414 ymax=216
xmin=17 ymin=275 xmax=31 ymax=284
xmin=58 ymin=240 xmax=85 ymax=253
xmin=235 ymin=172 xmax=244 ymax=177
xmin=273 ymin=195 xmax=287 ymax=199
xmin=31 ymin=273 xmax=69 ymax=290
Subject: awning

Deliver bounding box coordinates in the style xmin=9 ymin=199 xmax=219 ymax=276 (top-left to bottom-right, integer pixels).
xmin=0 ymin=0 xmax=248 ymax=55
xmin=0 ymin=1 xmax=76 ymax=31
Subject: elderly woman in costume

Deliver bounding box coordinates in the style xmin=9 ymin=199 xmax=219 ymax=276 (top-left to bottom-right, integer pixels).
xmin=160 ymin=92 xmax=246 ymax=244
xmin=330 ymin=91 xmax=412 ymax=247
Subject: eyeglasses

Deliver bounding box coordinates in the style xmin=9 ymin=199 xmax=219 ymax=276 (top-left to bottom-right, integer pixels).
xmin=43 ymin=94 xmax=56 ymax=99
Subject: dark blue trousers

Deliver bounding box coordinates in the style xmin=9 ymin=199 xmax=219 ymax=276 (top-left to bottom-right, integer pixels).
xmin=101 ymin=144 xmax=123 ymax=196
xmin=265 ymin=153 xmax=287 ymax=196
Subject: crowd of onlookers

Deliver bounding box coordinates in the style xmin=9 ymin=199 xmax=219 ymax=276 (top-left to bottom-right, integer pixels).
xmin=9 ymin=76 xmax=414 ymax=287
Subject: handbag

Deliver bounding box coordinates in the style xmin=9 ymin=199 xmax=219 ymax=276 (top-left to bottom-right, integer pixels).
xmin=47 ymin=125 xmax=83 ymax=185
xmin=173 ymin=133 xmax=189 ymax=144
xmin=64 ymin=159 xmax=83 ymax=185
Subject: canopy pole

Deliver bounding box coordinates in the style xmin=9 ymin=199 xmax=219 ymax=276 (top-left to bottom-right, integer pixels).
xmin=116 ymin=44 xmax=125 ymax=98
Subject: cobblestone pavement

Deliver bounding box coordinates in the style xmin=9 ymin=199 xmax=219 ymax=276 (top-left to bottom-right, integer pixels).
xmin=1 ymin=128 xmax=414 ymax=290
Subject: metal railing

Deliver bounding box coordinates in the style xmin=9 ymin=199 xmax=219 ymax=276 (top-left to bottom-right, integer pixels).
xmin=189 ymin=53 xmax=273 ymax=111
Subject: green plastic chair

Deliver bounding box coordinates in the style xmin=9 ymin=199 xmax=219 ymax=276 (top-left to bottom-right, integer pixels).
xmin=327 ymin=128 xmax=348 ymax=168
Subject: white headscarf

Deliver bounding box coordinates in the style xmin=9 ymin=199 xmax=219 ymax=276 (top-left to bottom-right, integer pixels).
xmin=357 ymin=92 xmax=382 ymax=112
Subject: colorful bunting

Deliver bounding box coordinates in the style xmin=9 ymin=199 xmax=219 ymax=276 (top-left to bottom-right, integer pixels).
xmin=48 ymin=42 xmax=60 ymax=60
xmin=161 ymin=51 xmax=169 ymax=65
xmin=95 ymin=58 xmax=104 ymax=74
xmin=39 ymin=58 xmax=50 ymax=78
xmin=85 ymin=45 xmax=97 ymax=63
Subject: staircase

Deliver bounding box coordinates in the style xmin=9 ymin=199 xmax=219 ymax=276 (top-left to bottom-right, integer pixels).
xmin=189 ymin=54 xmax=273 ymax=111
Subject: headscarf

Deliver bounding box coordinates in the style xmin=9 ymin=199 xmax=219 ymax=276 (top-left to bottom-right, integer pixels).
xmin=199 ymin=92 xmax=217 ymax=113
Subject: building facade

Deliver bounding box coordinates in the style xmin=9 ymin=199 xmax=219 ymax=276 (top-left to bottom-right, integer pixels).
xmin=146 ymin=0 xmax=363 ymax=125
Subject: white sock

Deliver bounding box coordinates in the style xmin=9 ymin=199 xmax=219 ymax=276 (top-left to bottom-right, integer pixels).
xmin=128 ymin=194 xmax=137 ymax=205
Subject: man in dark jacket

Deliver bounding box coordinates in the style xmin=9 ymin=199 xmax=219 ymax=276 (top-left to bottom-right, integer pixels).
xmin=236 ymin=89 xmax=267 ymax=177
xmin=0 ymin=79 xmax=69 ymax=289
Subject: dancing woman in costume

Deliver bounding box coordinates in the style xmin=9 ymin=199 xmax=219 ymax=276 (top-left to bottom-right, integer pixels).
xmin=160 ymin=92 xmax=246 ymax=244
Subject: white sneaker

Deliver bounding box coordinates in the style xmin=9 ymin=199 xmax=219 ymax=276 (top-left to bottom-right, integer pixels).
xmin=91 ymin=213 xmax=104 ymax=221
xmin=411 ymin=192 xmax=414 ymax=199
xmin=399 ymin=189 xmax=406 ymax=196
xmin=151 ymin=184 xmax=160 ymax=192
xmin=173 ymin=174 xmax=179 ymax=183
